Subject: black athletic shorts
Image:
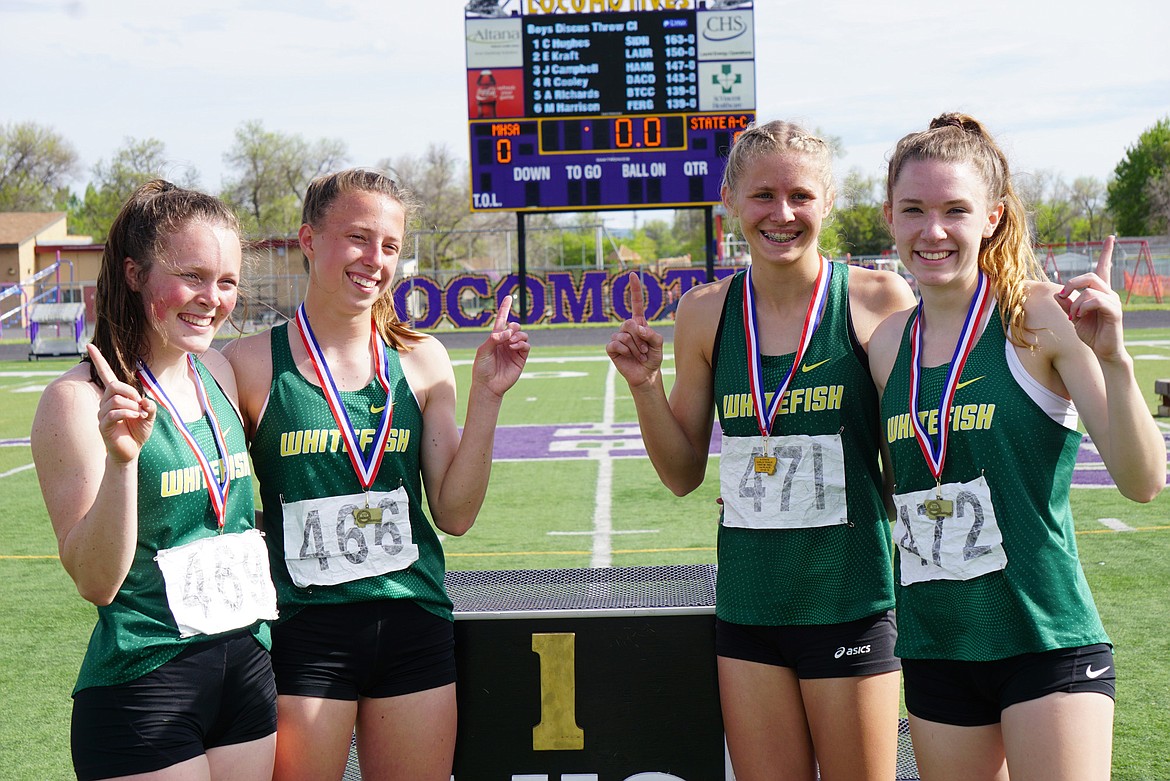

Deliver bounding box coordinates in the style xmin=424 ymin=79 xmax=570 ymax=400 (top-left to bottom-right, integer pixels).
xmin=71 ymin=631 xmax=276 ymax=781
xmin=715 ymin=609 xmax=901 ymax=679
xmin=902 ymin=643 xmax=1116 ymax=726
xmin=271 ymin=598 xmax=456 ymax=700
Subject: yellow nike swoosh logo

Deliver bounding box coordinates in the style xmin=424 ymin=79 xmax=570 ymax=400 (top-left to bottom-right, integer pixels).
xmin=370 ymin=404 xmax=387 ymax=414
xmin=801 ymin=359 xmax=831 ymax=373
xmin=955 ymin=376 xmax=984 ymax=390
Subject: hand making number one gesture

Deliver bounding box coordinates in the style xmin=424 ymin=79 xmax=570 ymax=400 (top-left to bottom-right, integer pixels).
xmin=1054 ymin=235 xmax=1125 ymax=361
xmin=86 ymin=343 xmax=156 ymax=465
xmin=473 ymin=294 xmax=531 ymax=396
xmin=606 ymin=272 xmax=665 ymax=388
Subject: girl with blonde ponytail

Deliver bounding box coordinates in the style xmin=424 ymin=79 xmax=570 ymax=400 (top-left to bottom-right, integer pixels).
xmin=608 ymin=121 xmax=917 ymax=781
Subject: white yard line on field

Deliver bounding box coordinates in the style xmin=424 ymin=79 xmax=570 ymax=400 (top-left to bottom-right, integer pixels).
xmin=515 ymin=354 xmax=664 ymax=562
xmin=544 ymin=360 xmax=643 ymax=566
xmin=590 ymin=361 xmax=619 ymax=568
xmin=548 ymin=530 xmax=658 ymax=536
xmin=452 ymin=355 xmax=613 ymax=367
xmin=1097 ymin=517 xmax=1136 ymax=532
xmin=0 ymin=463 xmax=35 ymax=479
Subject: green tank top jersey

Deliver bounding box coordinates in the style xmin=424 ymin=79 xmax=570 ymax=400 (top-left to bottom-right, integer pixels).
xmin=712 ymin=264 xmax=894 ymax=626
xmin=251 ymin=323 xmax=452 ymax=622
xmin=75 ymin=358 xmax=267 ymax=695
xmin=882 ymin=308 xmax=1108 ymax=661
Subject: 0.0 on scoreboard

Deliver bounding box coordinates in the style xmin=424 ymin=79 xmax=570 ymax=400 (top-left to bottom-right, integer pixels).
xmin=470 ymin=111 xmax=752 ymax=211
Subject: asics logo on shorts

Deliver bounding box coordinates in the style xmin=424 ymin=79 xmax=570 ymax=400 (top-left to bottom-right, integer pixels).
xmin=834 ymin=644 xmax=871 ymax=659
xmin=1085 ymin=664 xmax=1111 ymax=679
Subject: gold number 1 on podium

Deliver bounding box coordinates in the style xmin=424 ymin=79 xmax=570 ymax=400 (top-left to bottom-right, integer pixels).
xmin=531 ymin=632 xmax=585 ymax=751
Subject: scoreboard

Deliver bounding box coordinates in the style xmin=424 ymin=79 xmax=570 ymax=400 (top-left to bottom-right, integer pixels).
xmin=464 ymin=2 xmax=756 ymax=212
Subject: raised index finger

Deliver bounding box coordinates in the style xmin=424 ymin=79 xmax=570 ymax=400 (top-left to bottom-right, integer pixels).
xmin=86 ymin=343 xmax=119 ymax=387
xmin=1095 ymin=235 xmax=1115 ymax=288
xmin=629 ymin=272 xmax=646 ymax=324
xmin=493 ymin=295 xmax=514 ymax=332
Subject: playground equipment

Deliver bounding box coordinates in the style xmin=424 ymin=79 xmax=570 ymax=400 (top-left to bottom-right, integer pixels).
xmin=1038 ymin=239 xmax=1162 ymax=304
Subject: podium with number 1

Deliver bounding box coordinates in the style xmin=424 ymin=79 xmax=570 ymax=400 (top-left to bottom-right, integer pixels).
xmin=448 ymin=565 xmax=727 ymax=781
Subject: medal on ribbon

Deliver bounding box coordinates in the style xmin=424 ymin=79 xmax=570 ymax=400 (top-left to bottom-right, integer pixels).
xmin=138 ymin=356 xmax=232 ymax=530
xmin=742 ymin=257 xmax=832 ymax=474
xmin=294 ymin=304 xmax=395 ymax=523
xmin=908 ymin=270 xmax=992 ymax=520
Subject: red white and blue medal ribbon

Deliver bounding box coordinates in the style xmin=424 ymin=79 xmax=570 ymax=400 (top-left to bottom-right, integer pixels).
xmin=742 ymin=256 xmax=832 ymax=449
xmin=138 ymin=356 xmax=231 ymax=529
xmin=908 ymin=270 xmax=991 ymax=489
xmin=294 ymin=304 xmax=394 ymax=494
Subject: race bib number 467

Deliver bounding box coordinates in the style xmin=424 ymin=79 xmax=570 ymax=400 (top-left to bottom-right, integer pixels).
xmin=281 ymin=488 xmax=419 ymax=588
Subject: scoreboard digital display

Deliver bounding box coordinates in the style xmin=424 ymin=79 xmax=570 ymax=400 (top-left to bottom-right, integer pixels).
xmin=464 ymin=2 xmax=756 ymax=212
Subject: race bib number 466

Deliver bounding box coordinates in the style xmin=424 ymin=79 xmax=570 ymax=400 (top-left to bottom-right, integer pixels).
xmin=720 ymin=433 xmax=848 ymax=529
xmin=155 ymin=528 xmax=278 ymax=638
xmin=282 ymin=488 xmax=419 ymax=588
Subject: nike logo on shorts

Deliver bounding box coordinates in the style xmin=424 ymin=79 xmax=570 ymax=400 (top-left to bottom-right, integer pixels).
xmin=1086 ymin=664 xmax=1111 ymax=679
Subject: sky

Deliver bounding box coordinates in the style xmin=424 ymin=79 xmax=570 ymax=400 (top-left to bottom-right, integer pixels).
xmin=3 ymin=0 xmax=1169 ymax=228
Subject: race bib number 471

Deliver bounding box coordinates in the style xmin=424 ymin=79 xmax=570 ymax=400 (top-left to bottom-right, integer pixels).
xmin=282 ymin=488 xmax=419 ymax=588
xmin=720 ymin=433 xmax=848 ymax=529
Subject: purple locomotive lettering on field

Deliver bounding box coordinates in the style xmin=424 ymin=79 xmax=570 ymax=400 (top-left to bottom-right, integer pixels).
xmin=6 ymin=434 xmax=1167 ymax=487
xmin=488 ymin=429 xmax=1170 ymax=489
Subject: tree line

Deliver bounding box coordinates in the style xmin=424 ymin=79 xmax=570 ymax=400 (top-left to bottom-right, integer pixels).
xmin=2 ymin=116 xmax=1168 ymax=268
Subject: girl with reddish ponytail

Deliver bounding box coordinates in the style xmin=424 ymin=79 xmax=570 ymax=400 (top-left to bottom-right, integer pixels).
xmin=870 ymin=113 xmax=1165 ymax=780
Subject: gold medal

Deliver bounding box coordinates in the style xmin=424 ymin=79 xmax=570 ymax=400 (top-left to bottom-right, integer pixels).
xmin=754 ymin=436 xmax=776 ymax=475
xmin=923 ymin=498 xmax=953 ymax=520
xmin=924 ymin=483 xmax=953 ymax=520
xmin=353 ymin=496 xmax=383 ymax=527
xmin=754 ymin=456 xmax=777 ymax=475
